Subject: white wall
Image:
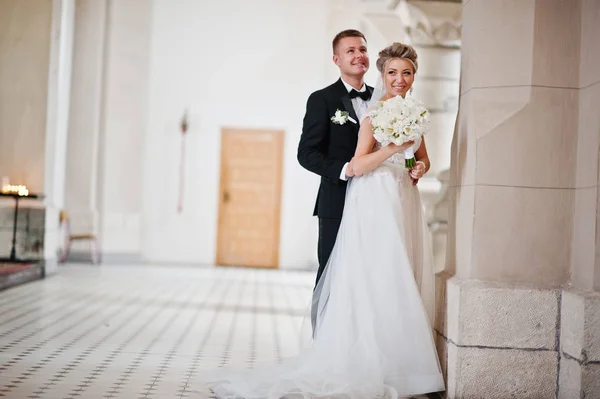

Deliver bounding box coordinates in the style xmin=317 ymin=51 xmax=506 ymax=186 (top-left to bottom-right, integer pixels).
xmin=0 ymin=0 xmax=52 ymax=192
xmin=142 ymin=0 xmax=331 ymax=268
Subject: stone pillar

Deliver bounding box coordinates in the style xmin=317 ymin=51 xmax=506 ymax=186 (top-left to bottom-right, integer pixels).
xmin=64 ymin=0 xmax=151 ymax=262
xmin=63 ymin=0 xmax=107 ymax=249
xmin=96 ymin=0 xmax=151 ymax=261
xmin=401 ymin=0 xmax=461 ymax=177
xmin=441 ymin=1 xmax=600 ymax=397
xmin=43 ymin=0 xmax=75 ymax=274
xmin=393 ymin=1 xmax=462 ymax=272
xmin=411 ymin=45 xmax=459 ymax=177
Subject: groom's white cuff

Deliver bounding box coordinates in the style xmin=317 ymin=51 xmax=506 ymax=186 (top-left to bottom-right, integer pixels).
xmin=340 ymin=163 xmax=349 ymax=181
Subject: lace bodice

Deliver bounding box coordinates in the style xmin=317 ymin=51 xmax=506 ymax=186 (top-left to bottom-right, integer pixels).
xmin=373 ymin=137 xmax=422 ymax=166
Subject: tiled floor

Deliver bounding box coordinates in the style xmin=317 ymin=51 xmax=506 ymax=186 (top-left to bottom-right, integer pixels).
xmin=0 ymin=264 xmax=314 ymax=398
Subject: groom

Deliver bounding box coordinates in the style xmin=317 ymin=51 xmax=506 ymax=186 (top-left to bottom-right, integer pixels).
xmin=297 ymin=29 xmax=373 ymax=292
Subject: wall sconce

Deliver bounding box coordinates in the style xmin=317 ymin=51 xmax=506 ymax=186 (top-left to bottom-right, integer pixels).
xmin=177 ymin=109 xmax=189 ymax=213
xmin=180 ymin=109 xmax=188 ymax=134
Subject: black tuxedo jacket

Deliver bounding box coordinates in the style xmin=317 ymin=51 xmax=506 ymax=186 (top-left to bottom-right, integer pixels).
xmin=297 ymin=79 xmax=374 ymax=219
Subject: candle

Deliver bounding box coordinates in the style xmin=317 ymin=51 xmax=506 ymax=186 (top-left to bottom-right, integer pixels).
xmin=1 ymin=184 xmax=29 ymax=196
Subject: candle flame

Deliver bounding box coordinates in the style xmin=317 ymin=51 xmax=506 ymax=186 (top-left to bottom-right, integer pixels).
xmin=1 ymin=184 xmax=29 ymax=196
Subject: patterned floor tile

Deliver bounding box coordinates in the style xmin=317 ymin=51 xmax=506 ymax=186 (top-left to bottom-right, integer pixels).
xmin=0 ymin=264 xmax=313 ymax=398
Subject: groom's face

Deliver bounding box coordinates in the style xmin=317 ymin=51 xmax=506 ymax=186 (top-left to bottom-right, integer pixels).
xmin=333 ymin=37 xmax=369 ymax=78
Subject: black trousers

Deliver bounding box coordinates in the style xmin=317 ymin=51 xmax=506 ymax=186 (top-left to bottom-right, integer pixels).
xmin=312 ymin=217 xmax=342 ymax=333
xmin=315 ymin=217 xmax=342 ymax=287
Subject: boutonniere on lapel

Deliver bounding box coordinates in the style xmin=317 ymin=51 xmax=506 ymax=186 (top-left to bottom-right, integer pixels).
xmin=331 ymin=109 xmax=357 ymax=125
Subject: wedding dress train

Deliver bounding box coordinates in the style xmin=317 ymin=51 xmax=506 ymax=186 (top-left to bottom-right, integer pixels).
xmin=192 ymin=142 xmax=445 ymax=398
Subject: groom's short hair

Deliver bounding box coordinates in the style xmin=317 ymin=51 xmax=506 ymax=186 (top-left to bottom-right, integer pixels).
xmin=332 ymin=29 xmax=367 ymax=54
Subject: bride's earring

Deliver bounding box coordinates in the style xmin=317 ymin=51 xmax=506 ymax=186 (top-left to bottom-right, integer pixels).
xmin=409 ymin=87 xmax=414 ymax=96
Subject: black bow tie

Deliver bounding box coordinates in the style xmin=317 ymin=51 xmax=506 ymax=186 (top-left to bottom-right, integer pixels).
xmin=349 ymin=89 xmax=371 ymax=101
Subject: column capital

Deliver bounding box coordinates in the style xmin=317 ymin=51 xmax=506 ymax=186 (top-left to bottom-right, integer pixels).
xmin=393 ymin=0 xmax=462 ymax=48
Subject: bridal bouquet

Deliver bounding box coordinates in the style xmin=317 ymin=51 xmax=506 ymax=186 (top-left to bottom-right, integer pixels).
xmin=369 ymin=95 xmax=429 ymax=168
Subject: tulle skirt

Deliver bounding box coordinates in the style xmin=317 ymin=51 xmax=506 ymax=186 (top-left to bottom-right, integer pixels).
xmin=191 ymin=162 xmax=445 ymax=398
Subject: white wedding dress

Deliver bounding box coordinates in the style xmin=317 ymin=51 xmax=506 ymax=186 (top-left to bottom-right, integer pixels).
xmin=192 ymin=137 xmax=445 ymax=398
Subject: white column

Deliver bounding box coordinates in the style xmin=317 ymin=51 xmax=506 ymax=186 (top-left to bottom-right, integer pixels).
xmin=43 ymin=0 xmax=75 ymax=274
xmin=96 ymin=0 xmax=152 ymax=261
xmin=64 ymin=0 xmax=107 ymax=244
xmin=410 ymin=45 xmax=459 ymax=177
xmin=392 ymin=1 xmax=462 ymax=274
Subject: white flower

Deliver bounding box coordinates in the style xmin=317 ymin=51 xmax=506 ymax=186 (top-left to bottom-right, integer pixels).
xmin=331 ymin=109 xmax=350 ymax=125
xmin=368 ymin=95 xmax=429 ymax=147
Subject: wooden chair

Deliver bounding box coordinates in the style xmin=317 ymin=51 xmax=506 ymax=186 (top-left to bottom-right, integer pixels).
xmin=58 ymin=210 xmax=100 ymax=264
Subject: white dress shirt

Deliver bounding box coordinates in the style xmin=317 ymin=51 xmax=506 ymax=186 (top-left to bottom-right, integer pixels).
xmin=339 ymin=78 xmax=368 ymax=181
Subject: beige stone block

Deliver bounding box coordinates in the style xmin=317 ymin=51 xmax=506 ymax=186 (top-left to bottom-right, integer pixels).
xmin=472 ymin=185 xmax=571 ymax=286
xmin=570 ymin=188 xmax=597 ymax=290
xmin=559 ymin=356 xmax=581 ymax=399
xmin=475 ymin=87 xmax=578 ymax=189
xmin=584 ymin=292 xmax=600 ymax=362
xmin=580 ymin=0 xmax=600 ymax=88
xmin=559 ymin=357 xmax=600 ymax=399
xmin=434 ymin=272 xmax=451 ymax=336
xmin=446 ymin=277 xmax=461 ymax=344
xmin=447 ymin=278 xmax=558 ymax=349
xmin=452 ymin=186 xmax=475 ymax=279
xmin=561 ymin=290 xmax=586 ymax=361
xmin=443 ymin=187 xmax=457 ymax=275
xmin=431 ymin=224 xmax=448 ymax=273
xmin=577 ymin=83 xmax=600 ymax=188
xmin=446 ymin=342 xmax=459 ymax=397
xmin=596 ymin=261 xmax=600 ymax=291
xmin=597 ymin=197 xmax=600 ymax=290
xmin=461 ymin=284 xmax=558 ymax=349
xmin=531 ymin=0 xmax=581 ymax=89
xmin=582 ymin=363 xmax=600 ymax=398
xmin=449 ymin=92 xmax=476 ymax=188
xmin=467 ymin=86 xmax=530 ymax=141
xmin=561 ymin=289 xmax=600 ymax=362
xmin=461 ymin=0 xmax=536 ymax=92
xmin=447 ymin=343 xmax=557 ymax=399
xmin=434 ymin=276 xmax=446 ymax=332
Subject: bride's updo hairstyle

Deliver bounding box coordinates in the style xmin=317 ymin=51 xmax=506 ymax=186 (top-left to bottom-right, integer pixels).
xmin=376 ymin=42 xmax=418 ymax=74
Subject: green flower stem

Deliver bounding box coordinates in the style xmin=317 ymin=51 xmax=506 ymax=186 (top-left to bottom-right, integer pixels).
xmin=405 ymin=157 xmax=416 ymax=169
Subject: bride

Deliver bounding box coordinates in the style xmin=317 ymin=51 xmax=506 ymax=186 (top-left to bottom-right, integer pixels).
xmin=195 ymin=42 xmax=445 ymax=399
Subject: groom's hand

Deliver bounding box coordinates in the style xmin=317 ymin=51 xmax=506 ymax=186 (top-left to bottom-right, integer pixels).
xmin=345 ymin=160 xmax=355 ymax=178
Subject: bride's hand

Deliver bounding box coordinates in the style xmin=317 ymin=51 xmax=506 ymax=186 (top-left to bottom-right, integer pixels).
xmin=409 ymin=161 xmax=426 ymax=180
xmin=386 ymin=141 xmax=414 ymax=153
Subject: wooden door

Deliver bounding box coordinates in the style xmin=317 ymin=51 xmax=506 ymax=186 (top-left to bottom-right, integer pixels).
xmin=216 ymin=128 xmax=284 ymax=268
